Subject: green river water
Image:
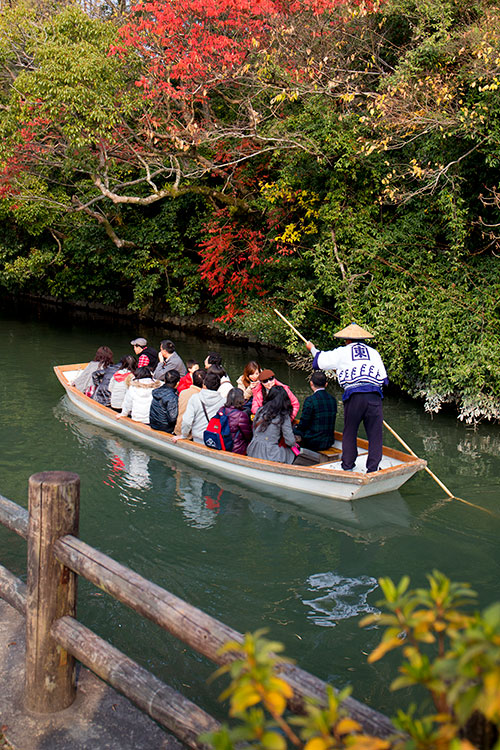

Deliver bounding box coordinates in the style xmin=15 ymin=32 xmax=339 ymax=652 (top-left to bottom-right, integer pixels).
xmin=1 ymin=304 xmax=499 ymax=723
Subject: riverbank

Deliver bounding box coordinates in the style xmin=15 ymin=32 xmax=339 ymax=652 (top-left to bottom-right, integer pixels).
xmin=1 ymin=292 xmax=275 ymax=349
xmin=0 ymin=600 xmax=180 ymax=750
xmin=0 ymin=290 xmax=470 ymax=419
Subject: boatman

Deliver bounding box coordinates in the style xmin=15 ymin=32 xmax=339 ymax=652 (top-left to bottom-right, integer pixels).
xmin=306 ymin=323 xmax=388 ymax=473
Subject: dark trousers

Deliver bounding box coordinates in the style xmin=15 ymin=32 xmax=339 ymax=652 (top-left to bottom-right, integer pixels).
xmin=341 ymin=393 xmax=383 ymax=473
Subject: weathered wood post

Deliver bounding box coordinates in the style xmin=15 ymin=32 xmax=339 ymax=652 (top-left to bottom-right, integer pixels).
xmin=25 ymin=471 xmax=80 ymax=712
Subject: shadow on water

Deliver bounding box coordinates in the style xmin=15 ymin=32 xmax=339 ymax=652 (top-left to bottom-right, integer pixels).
xmin=55 ymin=397 xmax=413 ymax=543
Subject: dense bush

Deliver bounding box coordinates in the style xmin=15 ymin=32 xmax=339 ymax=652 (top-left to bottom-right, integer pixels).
xmin=0 ymin=0 xmax=500 ymax=420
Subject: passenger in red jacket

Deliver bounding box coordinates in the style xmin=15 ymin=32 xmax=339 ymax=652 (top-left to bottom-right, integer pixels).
xmin=224 ymin=388 xmax=253 ymax=455
xmin=177 ymin=360 xmax=200 ymax=393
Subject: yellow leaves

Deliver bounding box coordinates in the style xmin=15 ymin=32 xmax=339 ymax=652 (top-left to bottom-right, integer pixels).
xmin=263 ymin=690 xmax=287 ymax=716
xmin=270 ymin=89 xmax=299 ymax=105
xmin=270 ymin=90 xmax=287 ymax=105
xmin=270 ymin=677 xmax=294 ymax=700
xmin=260 ymin=182 xmax=319 ymax=244
xmin=409 ymin=160 xmax=424 ymax=179
xmin=367 ymin=636 xmax=402 ymax=663
xmin=278 ymin=223 xmax=302 ymax=244
xmin=217 ymin=637 xmax=244 ymax=657
xmin=261 ymin=731 xmax=287 ymax=750
xmin=480 ymin=670 xmax=500 ymax=720
xmin=346 ymin=735 xmax=391 ymax=750
xmin=305 ymin=738 xmax=330 ymax=750
xmin=229 ymin=685 xmax=261 ymax=715
xmin=336 ymin=718 xmax=361 ymax=735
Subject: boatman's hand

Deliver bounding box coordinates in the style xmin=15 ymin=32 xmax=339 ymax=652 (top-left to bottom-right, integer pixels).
xmin=306 ymin=341 xmax=314 ymax=352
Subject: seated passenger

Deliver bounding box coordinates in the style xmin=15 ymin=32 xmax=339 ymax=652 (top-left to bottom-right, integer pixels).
xmin=93 ymin=360 xmax=121 ymax=407
xmin=131 ymin=337 xmax=158 ymax=371
xmin=224 ymin=388 xmax=253 ymax=455
xmin=247 ymin=386 xmax=299 ymax=464
xmin=207 ymin=364 xmax=233 ymax=400
xmin=174 ymin=368 xmax=206 ymax=436
xmin=109 ymin=355 xmax=137 ymax=411
xmin=116 ymin=367 xmax=161 ymax=424
xmin=153 ymin=339 xmax=187 ymax=381
xmin=150 ymin=370 xmax=180 ymax=433
xmin=177 ymin=360 xmax=199 ymax=393
xmin=73 ymin=346 xmax=114 ymax=397
xmin=181 ymin=371 xmax=225 ymax=444
xmin=204 ymin=351 xmax=223 ymax=369
xmin=251 ymin=369 xmax=300 ymax=419
xmin=294 ymin=371 xmax=337 ymax=451
xmin=236 ymin=361 xmax=262 ymax=404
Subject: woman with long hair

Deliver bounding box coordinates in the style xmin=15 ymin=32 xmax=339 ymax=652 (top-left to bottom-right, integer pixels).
xmin=236 ymin=361 xmax=262 ymax=402
xmin=73 ymin=346 xmax=114 ymax=397
xmin=247 ymin=385 xmax=299 ymax=464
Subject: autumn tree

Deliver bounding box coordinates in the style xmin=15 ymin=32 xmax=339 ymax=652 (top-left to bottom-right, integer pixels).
xmin=2 ymin=0 xmax=500 ymax=419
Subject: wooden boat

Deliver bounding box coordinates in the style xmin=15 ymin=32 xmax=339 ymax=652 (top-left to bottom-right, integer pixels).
xmin=54 ymin=364 xmax=426 ymax=502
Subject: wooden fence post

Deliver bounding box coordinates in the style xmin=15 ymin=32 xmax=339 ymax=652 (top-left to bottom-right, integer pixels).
xmin=25 ymin=471 xmax=80 ymax=712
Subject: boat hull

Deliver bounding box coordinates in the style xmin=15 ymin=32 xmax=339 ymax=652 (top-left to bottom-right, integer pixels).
xmin=54 ymin=365 xmax=426 ymax=502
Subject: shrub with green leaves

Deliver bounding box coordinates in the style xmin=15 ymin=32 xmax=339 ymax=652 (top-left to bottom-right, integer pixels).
xmin=204 ymin=573 xmax=500 ymax=750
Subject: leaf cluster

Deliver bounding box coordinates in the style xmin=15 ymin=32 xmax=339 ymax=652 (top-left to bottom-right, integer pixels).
xmin=361 ymin=571 xmax=500 ymax=749
xmin=203 ymin=575 xmax=500 ymax=750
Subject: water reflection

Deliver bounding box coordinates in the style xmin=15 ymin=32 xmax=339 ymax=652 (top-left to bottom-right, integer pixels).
xmin=419 ymin=426 xmax=500 ymax=479
xmin=302 ymin=573 xmax=379 ymax=628
xmin=55 ymin=397 xmax=414 ymax=541
xmin=174 ymin=473 xmax=222 ymax=529
xmin=104 ymin=441 xmax=152 ymax=492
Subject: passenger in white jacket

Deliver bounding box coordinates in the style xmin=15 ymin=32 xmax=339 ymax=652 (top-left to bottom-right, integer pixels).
xmin=116 ymin=367 xmax=161 ymax=424
xmin=181 ymin=372 xmax=225 ymax=443
xmin=109 ymin=355 xmax=137 ymax=410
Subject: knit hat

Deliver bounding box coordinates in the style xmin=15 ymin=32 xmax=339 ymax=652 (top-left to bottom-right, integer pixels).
xmin=333 ymin=323 xmax=374 ymax=339
xmin=258 ymin=369 xmax=276 ymax=382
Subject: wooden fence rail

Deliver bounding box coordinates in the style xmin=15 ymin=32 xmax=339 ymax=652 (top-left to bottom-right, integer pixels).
xmin=52 ymin=616 xmax=220 ymax=749
xmin=0 ymin=472 xmax=396 ymax=747
xmin=0 ymin=493 xmax=28 ymax=539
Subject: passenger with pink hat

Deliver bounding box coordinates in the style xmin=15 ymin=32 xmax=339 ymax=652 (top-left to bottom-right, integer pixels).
xmin=250 ymin=369 xmax=300 ymax=419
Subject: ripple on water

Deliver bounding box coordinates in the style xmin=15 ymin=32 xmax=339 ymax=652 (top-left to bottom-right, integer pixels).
xmin=302 ymin=572 xmax=379 ymax=628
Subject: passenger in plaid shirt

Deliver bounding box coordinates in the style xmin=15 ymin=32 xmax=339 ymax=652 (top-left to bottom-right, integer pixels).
xmin=131 ymin=337 xmax=158 ymax=371
xmin=294 ymin=371 xmax=337 ymax=451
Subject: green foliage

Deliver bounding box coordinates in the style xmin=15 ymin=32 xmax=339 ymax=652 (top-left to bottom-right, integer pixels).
xmin=361 ymin=571 xmax=500 ymax=749
xmin=203 ymin=630 xmax=391 ymax=750
xmin=10 ymin=5 xmax=136 ymax=144
xmin=1 ymin=0 xmax=500 ymax=421
xmin=203 ymin=575 xmax=500 ymax=750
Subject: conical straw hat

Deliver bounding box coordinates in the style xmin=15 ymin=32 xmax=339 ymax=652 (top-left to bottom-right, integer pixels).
xmin=333 ymin=322 xmax=374 ymax=339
